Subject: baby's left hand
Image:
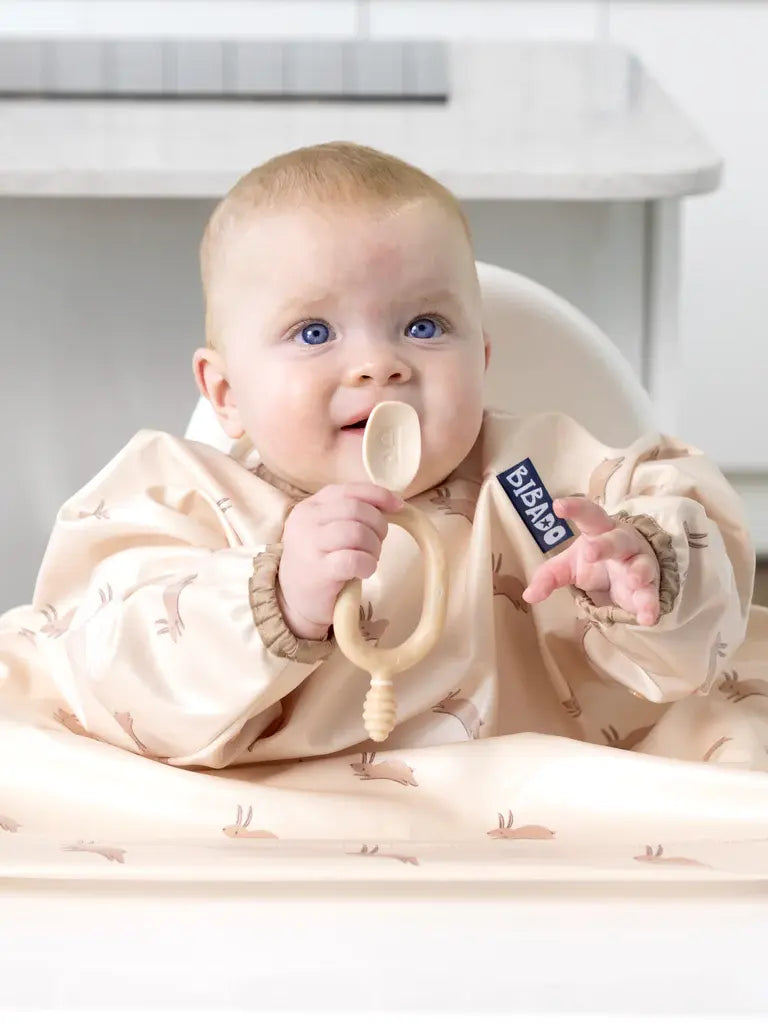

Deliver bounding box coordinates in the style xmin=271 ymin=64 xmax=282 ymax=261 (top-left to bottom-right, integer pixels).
xmin=521 ymin=496 xmax=661 ymax=626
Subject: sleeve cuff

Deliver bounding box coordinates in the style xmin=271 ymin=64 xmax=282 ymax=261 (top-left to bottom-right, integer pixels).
xmin=574 ymin=510 xmax=681 ymax=626
xmin=248 ymin=544 xmax=336 ymax=664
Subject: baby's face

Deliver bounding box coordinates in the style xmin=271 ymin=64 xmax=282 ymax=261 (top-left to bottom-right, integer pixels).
xmin=214 ymin=199 xmax=488 ymax=496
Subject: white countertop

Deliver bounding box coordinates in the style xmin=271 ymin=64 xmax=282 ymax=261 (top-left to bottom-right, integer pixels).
xmin=0 ymin=41 xmax=722 ymax=200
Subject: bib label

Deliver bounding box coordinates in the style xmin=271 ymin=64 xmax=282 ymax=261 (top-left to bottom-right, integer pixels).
xmin=497 ymin=458 xmax=574 ymax=553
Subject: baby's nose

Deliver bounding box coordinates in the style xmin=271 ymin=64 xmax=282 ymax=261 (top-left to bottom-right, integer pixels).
xmin=344 ymin=350 xmax=412 ymax=387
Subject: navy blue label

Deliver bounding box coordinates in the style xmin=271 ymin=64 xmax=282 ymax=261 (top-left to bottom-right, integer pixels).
xmin=496 ymin=458 xmax=574 ymax=553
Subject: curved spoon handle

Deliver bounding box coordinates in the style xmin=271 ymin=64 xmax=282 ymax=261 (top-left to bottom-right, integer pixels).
xmin=333 ymin=504 xmax=448 ymax=742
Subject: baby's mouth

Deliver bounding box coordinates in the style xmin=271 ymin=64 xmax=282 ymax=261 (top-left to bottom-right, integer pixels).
xmin=341 ymin=417 xmax=369 ymax=432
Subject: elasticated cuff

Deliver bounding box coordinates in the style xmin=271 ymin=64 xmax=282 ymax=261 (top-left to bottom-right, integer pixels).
xmin=248 ymin=545 xmax=335 ymax=664
xmin=574 ymin=511 xmax=681 ymax=626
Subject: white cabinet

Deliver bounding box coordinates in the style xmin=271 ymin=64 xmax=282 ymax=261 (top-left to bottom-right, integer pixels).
xmin=368 ymin=0 xmax=602 ymax=39
xmin=0 ymin=1 xmax=357 ymax=37
xmin=607 ymin=1 xmax=768 ymax=546
xmin=0 ymin=1 xmax=603 ymax=41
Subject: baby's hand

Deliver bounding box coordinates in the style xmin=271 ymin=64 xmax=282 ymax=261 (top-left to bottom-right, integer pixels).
xmin=521 ymin=496 xmax=661 ymax=626
xmin=278 ymin=483 xmax=403 ymax=641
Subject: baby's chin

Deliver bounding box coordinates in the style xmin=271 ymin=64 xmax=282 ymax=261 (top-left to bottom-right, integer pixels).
xmin=276 ymin=464 xmax=447 ymax=499
xmin=404 ymin=461 xmax=461 ymax=498
xmin=259 ymin=436 xmax=472 ymax=499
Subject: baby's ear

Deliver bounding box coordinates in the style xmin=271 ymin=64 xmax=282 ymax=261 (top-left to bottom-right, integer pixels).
xmin=483 ymin=329 xmax=492 ymax=370
xmin=191 ymin=347 xmax=245 ymax=440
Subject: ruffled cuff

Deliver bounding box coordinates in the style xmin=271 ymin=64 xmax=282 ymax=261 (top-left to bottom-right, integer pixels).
xmin=574 ymin=511 xmax=681 ymax=626
xmin=248 ymin=544 xmax=335 ymax=664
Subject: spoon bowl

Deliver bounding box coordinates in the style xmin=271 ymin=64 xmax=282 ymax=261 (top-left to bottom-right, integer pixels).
xmin=362 ymin=401 xmax=421 ymax=495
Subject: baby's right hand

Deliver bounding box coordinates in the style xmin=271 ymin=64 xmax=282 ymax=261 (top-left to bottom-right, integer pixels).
xmin=277 ymin=484 xmax=403 ymax=641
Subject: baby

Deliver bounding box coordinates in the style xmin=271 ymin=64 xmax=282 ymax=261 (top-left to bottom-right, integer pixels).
xmin=1 ymin=141 xmax=767 ymax=773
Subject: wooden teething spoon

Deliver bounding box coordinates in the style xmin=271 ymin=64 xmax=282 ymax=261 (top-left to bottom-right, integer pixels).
xmin=332 ymin=402 xmax=449 ymax=742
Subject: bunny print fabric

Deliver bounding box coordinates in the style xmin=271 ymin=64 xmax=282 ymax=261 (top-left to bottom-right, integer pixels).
xmin=1 ymin=408 xmax=768 ymax=858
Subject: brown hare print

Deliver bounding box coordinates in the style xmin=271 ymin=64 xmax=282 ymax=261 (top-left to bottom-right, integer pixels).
xmin=53 ymin=707 xmax=101 ymax=741
xmin=39 ymin=604 xmax=77 ymax=639
xmin=432 ymin=689 xmax=484 ymax=739
xmin=78 ymin=499 xmax=110 ymax=520
xmin=351 ymin=752 xmax=418 ymax=787
xmin=633 ymin=844 xmax=708 ymax=868
xmin=155 ymin=573 xmax=198 ymax=642
xmin=216 ymin=496 xmax=245 ymax=545
xmin=683 ymin=522 xmax=708 ymax=550
xmin=587 ymin=457 xmax=625 ymax=505
xmin=62 ymin=840 xmax=126 ymax=863
xmin=45 ymin=587 xmax=113 ymax=645
xmin=487 ymin=811 xmax=556 ymax=840
xmin=358 ymin=603 xmax=389 ymax=645
xmin=113 ymin=711 xmax=170 ymax=763
xmin=639 ymin=445 xmax=662 ymax=463
xmin=702 ymin=736 xmax=733 ymax=762
xmin=38 ymin=588 xmax=112 ymax=656
xmin=601 ymin=723 xmax=654 ymax=751
xmin=491 ymin=554 xmax=529 ymax=612
xmin=429 ymin=486 xmax=475 ymax=523
xmin=349 ymin=844 xmax=419 ymax=866
xmin=0 ymin=815 xmax=20 ymax=833
xmin=661 ymin=444 xmax=693 ymax=460
xmin=113 ymin=710 xmax=148 ymax=750
xmin=639 ymin=443 xmax=692 ymax=464
xmin=561 ymin=696 xmax=582 ymax=718
xmin=700 ymin=634 xmax=728 ymax=693
xmin=718 ymin=671 xmax=768 ymax=703
xmin=222 ymin=805 xmax=278 ymax=839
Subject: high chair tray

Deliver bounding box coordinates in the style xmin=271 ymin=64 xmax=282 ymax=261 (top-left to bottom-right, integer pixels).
xmin=1 ymin=873 xmax=765 ymax=1015
xmin=2 ymin=833 xmax=768 ymax=883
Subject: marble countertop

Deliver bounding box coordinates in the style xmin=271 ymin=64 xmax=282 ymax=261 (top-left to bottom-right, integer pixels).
xmin=0 ymin=41 xmax=722 ymax=200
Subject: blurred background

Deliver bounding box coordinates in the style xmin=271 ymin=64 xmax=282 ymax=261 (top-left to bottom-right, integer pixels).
xmin=0 ymin=0 xmax=765 ymax=608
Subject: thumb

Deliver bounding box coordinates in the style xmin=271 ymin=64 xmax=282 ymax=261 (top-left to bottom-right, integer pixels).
xmin=522 ymin=548 xmax=575 ymax=604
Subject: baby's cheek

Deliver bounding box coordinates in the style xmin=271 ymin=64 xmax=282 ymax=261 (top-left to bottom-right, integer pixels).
xmin=435 ymin=378 xmax=483 ymax=438
xmin=258 ymin=407 xmax=308 ymax=460
xmin=257 ymin=392 xmax=332 ymax=474
xmin=420 ymin=388 xmax=483 ymax=485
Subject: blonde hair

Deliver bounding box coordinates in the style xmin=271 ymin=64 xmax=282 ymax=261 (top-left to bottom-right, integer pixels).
xmin=200 ymin=141 xmax=473 ymax=349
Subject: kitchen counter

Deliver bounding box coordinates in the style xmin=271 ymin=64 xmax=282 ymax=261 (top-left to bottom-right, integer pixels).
xmin=0 ymin=41 xmax=721 ymax=199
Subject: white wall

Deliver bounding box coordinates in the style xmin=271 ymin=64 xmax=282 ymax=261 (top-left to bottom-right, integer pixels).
xmin=0 ymin=1 xmax=607 ymax=39
xmin=0 ymin=1 xmax=357 ymax=38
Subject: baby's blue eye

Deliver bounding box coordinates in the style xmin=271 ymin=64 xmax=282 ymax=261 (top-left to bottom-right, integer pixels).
xmin=407 ymin=317 xmax=443 ymax=340
xmin=299 ymin=322 xmax=331 ymax=346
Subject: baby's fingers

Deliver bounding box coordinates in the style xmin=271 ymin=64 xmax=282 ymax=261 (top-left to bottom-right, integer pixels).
xmin=313 ymin=483 xmax=403 ymax=515
xmin=626 ymin=551 xmax=659 ymax=588
xmin=582 ymin=526 xmax=642 ymax=564
xmin=522 ymin=550 xmax=575 ymax=604
xmin=324 ymin=548 xmax=379 ymax=584
xmin=319 ymin=520 xmax=384 ymax=555
xmin=634 ymin=586 xmax=660 ymax=627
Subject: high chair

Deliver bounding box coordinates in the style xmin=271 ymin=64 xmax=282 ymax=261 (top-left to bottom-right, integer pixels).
xmin=4 ymin=264 xmax=765 ymax=1017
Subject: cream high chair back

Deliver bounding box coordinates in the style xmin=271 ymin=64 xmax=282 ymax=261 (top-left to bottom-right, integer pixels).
xmin=185 ymin=261 xmax=656 ymax=450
